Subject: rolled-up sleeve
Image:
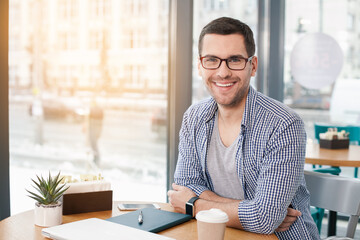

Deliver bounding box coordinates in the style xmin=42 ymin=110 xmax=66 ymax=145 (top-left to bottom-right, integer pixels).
xmin=238 ymin=119 xmax=306 ymax=234
xmin=174 ymin=109 xmax=210 ymax=196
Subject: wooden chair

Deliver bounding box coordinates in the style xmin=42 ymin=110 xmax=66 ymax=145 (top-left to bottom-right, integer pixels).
xmin=305 ymin=170 xmax=360 ymax=238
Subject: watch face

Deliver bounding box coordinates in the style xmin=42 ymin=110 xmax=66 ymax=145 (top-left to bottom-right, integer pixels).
xmin=186 ymin=202 xmax=193 ymax=216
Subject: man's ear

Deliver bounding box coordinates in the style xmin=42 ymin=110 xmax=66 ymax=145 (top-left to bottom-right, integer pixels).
xmin=250 ymin=56 xmax=258 ymax=77
xmin=197 ymin=58 xmax=202 ymax=77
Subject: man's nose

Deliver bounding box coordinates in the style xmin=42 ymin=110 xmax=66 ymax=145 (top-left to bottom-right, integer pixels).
xmin=216 ymin=60 xmax=232 ymax=78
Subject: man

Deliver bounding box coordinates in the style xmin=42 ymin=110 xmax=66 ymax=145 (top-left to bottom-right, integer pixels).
xmin=167 ymin=17 xmax=319 ymax=239
xmin=88 ymin=100 xmax=104 ymax=165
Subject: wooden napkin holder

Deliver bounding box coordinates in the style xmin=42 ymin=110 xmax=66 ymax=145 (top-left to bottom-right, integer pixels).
xmin=319 ymin=139 xmax=349 ymax=149
xmin=62 ymin=190 xmax=113 ymax=215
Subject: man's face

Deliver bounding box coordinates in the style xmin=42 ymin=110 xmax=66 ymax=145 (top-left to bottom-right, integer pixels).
xmin=198 ymin=34 xmax=257 ymax=108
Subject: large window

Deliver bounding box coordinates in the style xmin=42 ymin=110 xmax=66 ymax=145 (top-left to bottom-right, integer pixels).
xmin=9 ymin=0 xmax=168 ymax=214
xmin=8 ymin=0 xmax=360 ymax=217
xmin=284 ymin=0 xmax=360 ymax=140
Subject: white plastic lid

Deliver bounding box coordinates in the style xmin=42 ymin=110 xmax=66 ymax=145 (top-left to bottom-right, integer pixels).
xmin=196 ymin=208 xmax=229 ymax=223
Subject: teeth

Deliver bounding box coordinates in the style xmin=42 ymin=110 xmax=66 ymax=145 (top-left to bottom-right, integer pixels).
xmin=215 ymin=82 xmax=234 ymax=87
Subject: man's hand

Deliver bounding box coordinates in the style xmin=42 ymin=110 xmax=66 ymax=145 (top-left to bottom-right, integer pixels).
xmin=167 ymin=183 xmax=196 ymax=214
xmin=275 ymin=207 xmax=302 ymax=232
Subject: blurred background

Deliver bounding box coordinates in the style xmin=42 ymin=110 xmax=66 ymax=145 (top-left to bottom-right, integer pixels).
xmin=8 ymin=0 xmax=360 ymax=215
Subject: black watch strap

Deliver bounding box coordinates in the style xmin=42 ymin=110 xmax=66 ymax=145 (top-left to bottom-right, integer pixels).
xmin=186 ymin=196 xmax=199 ymax=217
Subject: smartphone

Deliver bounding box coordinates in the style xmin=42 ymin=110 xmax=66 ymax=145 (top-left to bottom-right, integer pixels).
xmin=117 ymin=203 xmax=161 ymax=210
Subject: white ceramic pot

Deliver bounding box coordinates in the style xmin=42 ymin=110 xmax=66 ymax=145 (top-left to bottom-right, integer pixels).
xmin=34 ymin=201 xmax=63 ymax=227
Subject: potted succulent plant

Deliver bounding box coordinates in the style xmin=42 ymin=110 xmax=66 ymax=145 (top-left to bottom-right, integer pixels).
xmin=26 ymin=172 xmax=69 ymax=227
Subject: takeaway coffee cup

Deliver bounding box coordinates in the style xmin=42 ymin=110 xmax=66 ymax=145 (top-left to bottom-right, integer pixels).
xmin=196 ymin=208 xmax=229 ymax=240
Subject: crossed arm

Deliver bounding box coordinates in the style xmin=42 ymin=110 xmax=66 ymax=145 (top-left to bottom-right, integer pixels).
xmin=167 ymin=183 xmax=301 ymax=232
xmin=173 ymin=108 xmax=306 ymax=233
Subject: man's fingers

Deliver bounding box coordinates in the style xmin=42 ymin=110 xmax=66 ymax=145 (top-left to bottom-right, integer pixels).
xmin=167 ymin=189 xmax=174 ymax=197
xmin=275 ymin=226 xmax=290 ymax=232
xmin=282 ymin=215 xmax=297 ymax=223
xmin=172 ymin=183 xmax=181 ymax=190
xmin=172 ymin=183 xmax=189 ymax=192
xmin=275 ymin=208 xmax=302 ymax=232
xmin=287 ymin=208 xmax=301 ymax=217
xmin=278 ymin=221 xmax=293 ymax=228
xmin=275 ymin=221 xmax=293 ymax=232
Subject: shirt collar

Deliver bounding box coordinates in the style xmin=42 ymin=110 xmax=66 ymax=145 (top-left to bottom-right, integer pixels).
xmin=204 ymin=98 xmax=218 ymax=123
xmin=241 ymin=86 xmax=257 ymax=130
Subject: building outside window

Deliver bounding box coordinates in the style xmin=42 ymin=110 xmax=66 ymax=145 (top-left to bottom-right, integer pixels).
xmin=9 ymin=0 xmax=169 ymax=215
xmin=58 ymin=0 xmax=79 ymax=21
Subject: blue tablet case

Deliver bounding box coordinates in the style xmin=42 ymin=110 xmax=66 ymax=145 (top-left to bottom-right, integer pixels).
xmin=106 ymin=208 xmax=192 ymax=233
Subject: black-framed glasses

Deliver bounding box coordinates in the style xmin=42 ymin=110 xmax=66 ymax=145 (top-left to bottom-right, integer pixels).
xmin=199 ymin=55 xmax=254 ymax=70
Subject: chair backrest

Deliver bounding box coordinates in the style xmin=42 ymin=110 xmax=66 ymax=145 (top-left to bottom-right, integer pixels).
xmin=304 ymin=170 xmax=360 ymax=238
xmin=314 ymin=123 xmax=360 ymax=144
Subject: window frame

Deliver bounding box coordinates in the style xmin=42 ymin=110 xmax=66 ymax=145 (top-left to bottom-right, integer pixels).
xmin=0 ymin=0 xmax=10 ymax=221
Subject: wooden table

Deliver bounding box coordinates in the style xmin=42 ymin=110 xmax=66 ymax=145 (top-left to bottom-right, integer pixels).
xmin=0 ymin=202 xmax=277 ymax=240
xmin=305 ymin=143 xmax=360 ymax=237
xmin=305 ymin=143 xmax=360 ymax=167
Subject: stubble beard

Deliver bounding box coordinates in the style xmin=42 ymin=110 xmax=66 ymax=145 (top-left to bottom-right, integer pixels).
xmin=205 ymin=76 xmax=249 ymax=108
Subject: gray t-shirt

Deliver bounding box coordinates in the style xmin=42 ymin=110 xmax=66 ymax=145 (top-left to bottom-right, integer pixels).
xmin=207 ymin=113 xmax=244 ymax=200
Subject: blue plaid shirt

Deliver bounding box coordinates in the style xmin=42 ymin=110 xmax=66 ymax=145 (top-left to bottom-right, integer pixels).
xmin=174 ymin=86 xmax=320 ymax=239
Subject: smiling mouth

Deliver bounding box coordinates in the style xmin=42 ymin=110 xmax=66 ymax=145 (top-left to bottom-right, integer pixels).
xmin=215 ymin=82 xmax=235 ymax=87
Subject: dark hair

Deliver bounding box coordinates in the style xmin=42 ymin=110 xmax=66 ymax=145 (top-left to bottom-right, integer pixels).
xmin=198 ymin=17 xmax=255 ymax=57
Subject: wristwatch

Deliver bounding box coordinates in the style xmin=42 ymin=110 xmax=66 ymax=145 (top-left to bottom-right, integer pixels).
xmin=186 ymin=196 xmax=199 ymax=217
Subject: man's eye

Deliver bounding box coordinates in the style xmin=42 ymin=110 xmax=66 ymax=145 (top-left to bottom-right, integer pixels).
xmin=228 ymin=58 xmax=242 ymax=63
xmin=205 ymin=57 xmax=218 ymax=63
